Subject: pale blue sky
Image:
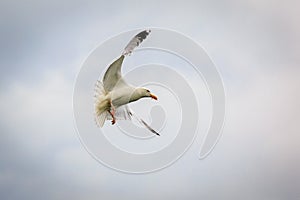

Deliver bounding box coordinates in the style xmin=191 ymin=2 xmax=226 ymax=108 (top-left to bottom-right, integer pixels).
xmin=0 ymin=0 xmax=299 ymax=199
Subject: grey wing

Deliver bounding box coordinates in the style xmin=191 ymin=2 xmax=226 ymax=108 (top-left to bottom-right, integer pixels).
xmin=103 ymin=29 xmax=151 ymax=92
xmin=102 ymin=55 xmax=128 ymax=92
xmin=122 ymin=29 xmax=151 ymax=56
xmin=106 ymin=106 xmax=160 ymax=136
xmin=106 ymin=105 xmax=132 ymax=120
xmin=128 ymin=110 xmax=160 ymax=136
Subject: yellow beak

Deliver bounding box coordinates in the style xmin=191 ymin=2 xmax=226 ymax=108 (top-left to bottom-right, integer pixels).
xmin=150 ymin=93 xmax=158 ymax=100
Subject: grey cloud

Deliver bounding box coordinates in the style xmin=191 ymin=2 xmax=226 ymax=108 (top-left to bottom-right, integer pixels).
xmin=0 ymin=0 xmax=299 ymax=199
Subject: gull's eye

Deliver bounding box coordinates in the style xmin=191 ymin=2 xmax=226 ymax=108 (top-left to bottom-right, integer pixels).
xmin=146 ymin=89 xmax=150 ymax=93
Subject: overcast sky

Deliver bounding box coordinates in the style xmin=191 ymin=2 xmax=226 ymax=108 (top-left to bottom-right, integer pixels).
xmin=0 ymin=0 xmax=299 ymax=199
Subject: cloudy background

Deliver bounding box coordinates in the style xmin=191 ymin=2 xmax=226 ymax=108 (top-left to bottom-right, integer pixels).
xmin=0 ymin=0 xmax=299 ymax=199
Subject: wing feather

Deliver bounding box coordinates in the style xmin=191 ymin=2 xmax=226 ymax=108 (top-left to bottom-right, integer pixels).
xmin=128 ymin=110 xmax=160 ymax=136
xmin=123 ymin=29 xmax=151 ymax=56
xmin=102 ymin=55 xmax=125 ymax=92
xmin=105 ymin=106 xmax=159 ymax=136
xmin=102 ymin=29 xmax=151 ymax=92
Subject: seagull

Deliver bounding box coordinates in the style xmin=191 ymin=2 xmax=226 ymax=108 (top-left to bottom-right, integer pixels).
xmin=94 ymin=30 xmax=160 ymax=136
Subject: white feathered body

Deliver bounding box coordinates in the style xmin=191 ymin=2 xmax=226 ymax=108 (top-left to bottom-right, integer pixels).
xmin=94 ymin=29 xmax=153 ymax=128
xmin=94 ymin=82 xmax=139 ymax=127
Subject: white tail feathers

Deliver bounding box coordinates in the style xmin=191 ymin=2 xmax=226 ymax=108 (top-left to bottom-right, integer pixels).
xmin=94 ymin=80 xmax=109 ymax=127
xmin=122 ymin=29 xmax=151 ymax=56
xmin=94 ymin=80 xmax=105 ymax=104
xmin=95 ymin=111 xmax=108 ymax=127
xmin=94 ymin=79 xmax=104 ymax=92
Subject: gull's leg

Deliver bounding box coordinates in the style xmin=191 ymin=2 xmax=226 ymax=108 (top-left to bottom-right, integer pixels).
xmin=109 ymin=101 xmax=116 ymax=125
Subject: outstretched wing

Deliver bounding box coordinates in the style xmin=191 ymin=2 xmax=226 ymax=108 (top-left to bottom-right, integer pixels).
xmin=105 ymin=106 xmax=160 ymax=136
xmin=138 ymin=117 xmax=160 ymax=136
xmin=123 ymin=29 xmax=151 ymax=56
xmin=102 ymin=29 xmax=151 ymax=92
xmin=130 ymin=111 xmax=160 ymax=136
xmin=102 ymin=55 xmax=126 ymax=92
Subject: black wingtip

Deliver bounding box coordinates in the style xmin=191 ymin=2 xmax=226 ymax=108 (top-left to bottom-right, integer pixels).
xmin=151 ymin=130 xmax=160 ymax=136
xmin=140 ymin=119 xmax=160 ymax=136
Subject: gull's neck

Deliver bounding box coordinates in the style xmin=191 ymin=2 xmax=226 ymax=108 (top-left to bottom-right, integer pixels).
xmin=129 ymin=88 xmax=144 ymax=103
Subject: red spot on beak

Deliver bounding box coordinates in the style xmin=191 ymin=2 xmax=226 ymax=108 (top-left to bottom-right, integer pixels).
xmin=150 ymin=94 xmax=158 ymax=100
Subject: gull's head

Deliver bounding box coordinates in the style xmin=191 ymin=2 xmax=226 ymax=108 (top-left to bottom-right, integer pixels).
xmin=131 ymin=88 xmax=158 ymax=102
